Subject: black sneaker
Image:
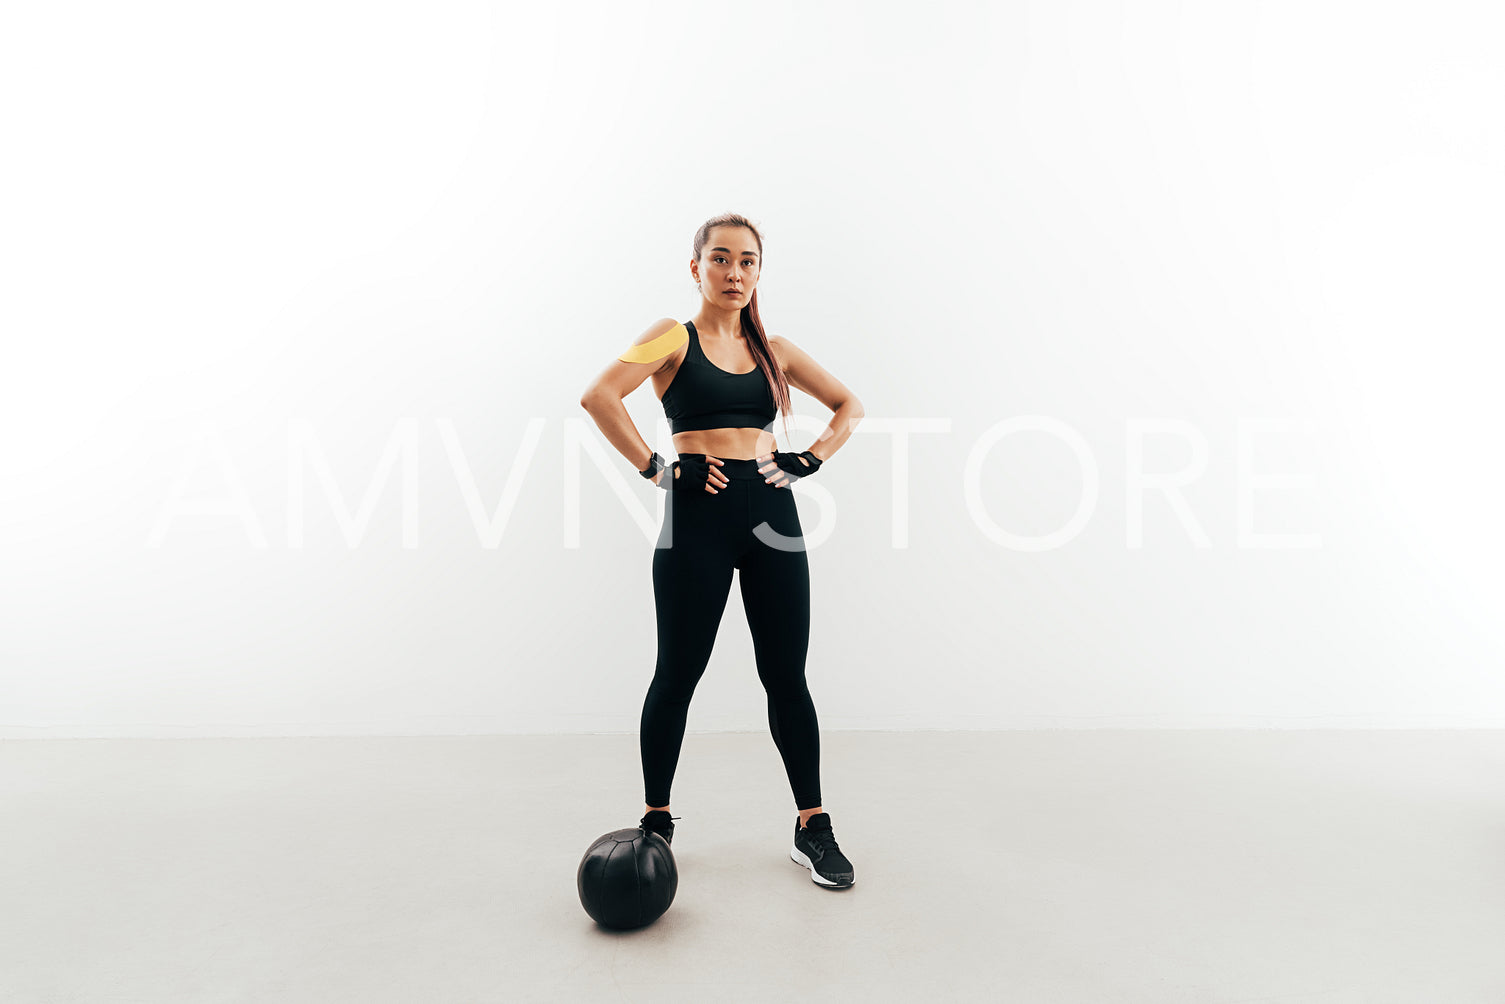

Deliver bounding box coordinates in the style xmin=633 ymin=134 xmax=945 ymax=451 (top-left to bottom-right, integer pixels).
xmin=639 ymin=810 xmax=679 ymax=846
xmin=791 ymin=812 xmax=854 ymax=888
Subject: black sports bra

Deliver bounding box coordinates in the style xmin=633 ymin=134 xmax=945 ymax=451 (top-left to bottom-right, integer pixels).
xmin=661 ymin=320 xmax=777 ymax=434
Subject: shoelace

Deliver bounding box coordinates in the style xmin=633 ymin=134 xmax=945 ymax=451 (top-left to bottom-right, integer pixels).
xmin=803 ymin=825 xmax=841 ymax=855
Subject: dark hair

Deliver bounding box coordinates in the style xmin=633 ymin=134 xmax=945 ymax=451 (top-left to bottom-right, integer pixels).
xmin=692 ymin=213 xmax=793 ymax=444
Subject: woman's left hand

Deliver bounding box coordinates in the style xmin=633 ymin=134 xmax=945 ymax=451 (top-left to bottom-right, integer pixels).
xmin=757 ymin=451 xmax=820 ymax=489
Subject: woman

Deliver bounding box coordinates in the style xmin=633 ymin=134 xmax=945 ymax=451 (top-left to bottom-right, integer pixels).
xmin=579 ymin=213 xmax=865 ymax=890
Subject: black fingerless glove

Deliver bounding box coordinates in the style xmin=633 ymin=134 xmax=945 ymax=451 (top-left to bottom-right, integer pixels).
xmin=772 ymin=450 xmax=822 ymax=481
xmin=657 ymin=453 xmax=712 ymax=493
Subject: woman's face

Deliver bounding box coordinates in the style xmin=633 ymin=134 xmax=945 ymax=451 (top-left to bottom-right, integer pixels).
xmin=694 ymin=226 xmax=760 ymax=306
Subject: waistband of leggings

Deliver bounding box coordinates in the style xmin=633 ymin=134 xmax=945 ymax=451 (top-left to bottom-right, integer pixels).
xmin=680 ymin=454 xmax=764 ymax=481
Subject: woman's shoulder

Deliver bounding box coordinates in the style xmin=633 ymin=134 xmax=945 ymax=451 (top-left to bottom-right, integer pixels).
xmin=768 ymin=333 xmax=793 ymax=373
xmin=617 ymin=317 xmax=689 ymax=369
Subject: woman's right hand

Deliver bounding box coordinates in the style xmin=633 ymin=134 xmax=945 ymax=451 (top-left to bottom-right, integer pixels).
xmin=653 ymin=454 xmax=729 ymax=494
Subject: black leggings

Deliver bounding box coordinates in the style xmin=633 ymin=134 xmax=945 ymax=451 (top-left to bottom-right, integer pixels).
xmin=640 ymin=455 xmax=822 ymax=811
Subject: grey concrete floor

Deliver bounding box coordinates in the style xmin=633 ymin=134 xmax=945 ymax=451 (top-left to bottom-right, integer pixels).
xmin=3 ymin=730 xmax=1505 ymax=1003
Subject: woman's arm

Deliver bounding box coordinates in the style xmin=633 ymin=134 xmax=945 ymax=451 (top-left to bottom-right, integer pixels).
xmin=580 ymin=318 xmax=686 ymax=473
xmin=770 ymin=335 xmax=865 ymax=462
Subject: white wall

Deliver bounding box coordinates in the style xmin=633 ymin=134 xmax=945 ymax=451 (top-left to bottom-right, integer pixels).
xmin=3 ymin=0 xmax=1502 ymax=738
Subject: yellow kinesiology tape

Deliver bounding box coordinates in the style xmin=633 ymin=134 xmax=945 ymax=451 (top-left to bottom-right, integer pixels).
xmin=617 ymin=323 xmax=688 ymax=364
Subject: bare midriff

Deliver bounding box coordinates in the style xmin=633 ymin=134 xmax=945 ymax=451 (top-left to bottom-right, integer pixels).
xmin=670 ymin=427 xmax=778 ymax=462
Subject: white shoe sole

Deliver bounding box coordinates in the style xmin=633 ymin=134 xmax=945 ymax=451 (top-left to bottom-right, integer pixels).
xmin=791 ymin=845 xmax=854 ymax=888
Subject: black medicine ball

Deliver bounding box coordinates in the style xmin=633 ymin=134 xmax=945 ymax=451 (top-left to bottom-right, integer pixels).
xmin=577 ymin=826 xmax=678 ymax=930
